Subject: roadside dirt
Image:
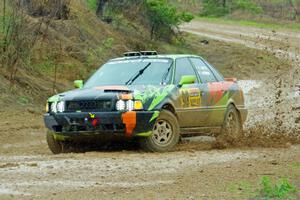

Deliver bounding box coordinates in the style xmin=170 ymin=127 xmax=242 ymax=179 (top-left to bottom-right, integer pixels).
xmin=0 ymin=20 xmax=299 ymax=199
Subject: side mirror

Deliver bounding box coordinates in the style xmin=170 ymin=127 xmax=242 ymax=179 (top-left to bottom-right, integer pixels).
xmin=74 ymin=80 xmax=83 ymax=89
xmin=178 ymin=75 xmax=196 ymax=87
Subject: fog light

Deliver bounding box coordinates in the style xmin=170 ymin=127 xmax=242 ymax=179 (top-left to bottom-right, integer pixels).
xmin=126 ymin=100 xmax=134 ymax=111
xmin=116 ymin=100 xmax=126 ymax=111
xmin=57 ymin=101 xmax=65 ymax=113
xmin=51 ymin=102 xmax=57 ymax=113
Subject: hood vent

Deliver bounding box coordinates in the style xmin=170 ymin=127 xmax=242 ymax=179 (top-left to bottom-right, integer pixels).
xmin=104 ymin=89 xmax=132 ymax=93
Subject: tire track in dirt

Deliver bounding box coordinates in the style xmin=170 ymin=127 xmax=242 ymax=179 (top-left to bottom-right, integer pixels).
xmin=0 ymin=149 xmax=264 ymax=197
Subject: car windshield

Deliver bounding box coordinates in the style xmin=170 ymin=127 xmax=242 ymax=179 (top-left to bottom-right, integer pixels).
xmin=84 ymin=58 xmax=173 ymax=88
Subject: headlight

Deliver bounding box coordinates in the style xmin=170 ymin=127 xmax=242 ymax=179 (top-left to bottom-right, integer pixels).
xmin=126 ymin=100 xmax=134 ymax=111
xmin=133 ymin=100 xmax=143 ymax=110
xmin=116 ymin=100 xmax=143 ymax=111
xmin=57 ymin=101 xmax=65 ymax=113
xmin=50 ymin=101 xmax=65 ymax=113
xmin=50 ymin=102 xmax=57 ymax=113
xmin=116 ymin=100 xmax=126 ymax=111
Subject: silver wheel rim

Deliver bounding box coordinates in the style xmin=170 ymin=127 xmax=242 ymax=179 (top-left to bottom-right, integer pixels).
xmin=152 ymin=119 xmax=173 ymax=146
xmin=226 ymin=111 xmax=238 ymax=137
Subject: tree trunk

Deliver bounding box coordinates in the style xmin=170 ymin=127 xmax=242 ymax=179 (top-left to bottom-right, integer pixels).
xmin=96 ymin=0 xmax=108 ymax=17
xmin=150 ymin=24 xmax=155 ymax=40
xmin=222 ymin=0 xmax=226 ymax=8
xmin=288 ymin=0 xmax=300 ymax=20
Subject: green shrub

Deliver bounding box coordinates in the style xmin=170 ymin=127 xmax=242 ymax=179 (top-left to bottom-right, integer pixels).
xmin=145 ymin=0 xmax=194 ymax=39
xmin=232 ymin=0 xmax=262 ymax=14
xmin=201 ymin=0 xmax=229 ymax=17
xmin=258 ymin=176 xmax=297 ymax=199
xmin=201 ymin=0 xmax=262 ymax=17
xmin=86 ymin=0 xmax=98 ymax=12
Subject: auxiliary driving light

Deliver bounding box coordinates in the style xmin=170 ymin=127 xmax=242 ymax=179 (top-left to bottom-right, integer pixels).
xmin=51 ymin=102 xmax=57 ymax=113
xmin=126 ymin=100 xmax=134 ymax=111
xmin=116 ymin=100 xmax=143 ymax=111
xmin=57 ymin=101 xmax=65 ymax=113
xmin=116 ymin=100 xmax=126 ymax=111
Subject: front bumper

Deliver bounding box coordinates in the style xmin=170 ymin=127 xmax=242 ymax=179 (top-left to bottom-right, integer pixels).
xmin=44 ymin=111 xmax=158 ymax=139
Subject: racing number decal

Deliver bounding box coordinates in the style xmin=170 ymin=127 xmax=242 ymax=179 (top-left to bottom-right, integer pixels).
xmin=180 ymin=88 xmax=201 ymax=107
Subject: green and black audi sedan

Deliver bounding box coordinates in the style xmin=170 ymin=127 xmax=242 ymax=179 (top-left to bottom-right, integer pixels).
xmin=44 ymin=51 xmax=247 ymax=153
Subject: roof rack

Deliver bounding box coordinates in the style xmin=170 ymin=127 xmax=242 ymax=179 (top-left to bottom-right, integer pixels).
xmin=123 ymin=52 xmax=141 ymax=57
xmin=140 ymin=51 xmax=158 ymax=56
xmin=123 ymin=51 xmax=158 ymax=57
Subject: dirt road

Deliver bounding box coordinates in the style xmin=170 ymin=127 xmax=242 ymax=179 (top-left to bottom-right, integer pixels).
xmin=1 ymin=145 xmax=299 ymax=199
xmin=0 ymin=20 xmax=299 ymax=199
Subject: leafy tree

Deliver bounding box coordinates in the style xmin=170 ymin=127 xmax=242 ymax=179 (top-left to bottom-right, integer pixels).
xmin=201 ymin=0 xmax=229 ymax=17
xmin=86 ymin=0 xmax=193 ymax=40
xmin=232 ymin=0 xmax=262 ymax=14
xmin=145 ymin=0 xmax=194 ymax=39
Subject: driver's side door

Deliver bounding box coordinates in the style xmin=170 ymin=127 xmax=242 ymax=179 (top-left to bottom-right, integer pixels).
xmin=174 ymin=58 xmax=208 ymax=127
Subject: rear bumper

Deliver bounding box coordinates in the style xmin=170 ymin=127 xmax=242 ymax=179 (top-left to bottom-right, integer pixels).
xmin=44 ymin=111 xmax=158 ymax=139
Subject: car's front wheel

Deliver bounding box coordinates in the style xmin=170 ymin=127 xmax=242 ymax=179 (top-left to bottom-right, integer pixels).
xmin=46 ymin=131 xmax=65 ymax=154
xmin=139 ymin=110 xmax=180 ymax=152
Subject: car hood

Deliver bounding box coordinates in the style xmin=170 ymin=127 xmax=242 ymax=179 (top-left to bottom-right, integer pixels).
xmin=48 ymin=85 xmax=177 ymax=111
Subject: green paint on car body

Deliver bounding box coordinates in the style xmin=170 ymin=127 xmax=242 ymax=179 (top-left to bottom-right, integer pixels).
xmin=148 ymin=85 xmax=175 ymax=110
xmin=48 ymin=95 xmax=59 ymax=103
xmin=53 ymin=133 xmax=70 ymax=141
xmin=149 ymin=111 xmax=160 ymax=122
xmin=136 ymin=131 xmax=152 ymax=137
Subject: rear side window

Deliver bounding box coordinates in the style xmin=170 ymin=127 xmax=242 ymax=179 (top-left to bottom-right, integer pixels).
xmin=204 ymin=61 xmax=224 ymax=81
xmin=174 ymin=58 xmax=198 ymax=84
xmin=190 ymin=58 xmax=217 ymax=83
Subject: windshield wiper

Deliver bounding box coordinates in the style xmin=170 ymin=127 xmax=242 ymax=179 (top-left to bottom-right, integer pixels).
xmin=125 ymin=62 xmax=151 ymax=85
xmin=160 ymin=64 xmax=173 ymax=85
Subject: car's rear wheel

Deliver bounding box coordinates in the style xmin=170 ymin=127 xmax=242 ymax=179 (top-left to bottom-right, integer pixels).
xmin=46 ymin=131 xmax=65 ymax=154
xmin=217 ymin=104 xmax=243 ymax=145
xmin=139 ymin=110 xmax=180 ymax=152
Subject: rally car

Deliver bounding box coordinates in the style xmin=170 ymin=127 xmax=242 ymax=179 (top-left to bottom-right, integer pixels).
xmin=44 ymin=51 xmax=247 ymax=153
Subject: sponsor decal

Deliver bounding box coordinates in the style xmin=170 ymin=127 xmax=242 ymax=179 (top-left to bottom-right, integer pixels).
xmin=149 ymin=111 xmax=160 ymax=122
xmin=180 ymin=88 xmax=201 ymax=107
xmin=89 ymin=113 xmax=96 ymax=119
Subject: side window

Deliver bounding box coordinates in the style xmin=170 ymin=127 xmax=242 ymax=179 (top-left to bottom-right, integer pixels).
xmin=190 ymin=58 xmax=217 ymax=83
xmin=204 ymin=61 xmax=224 ymax=81
xmin=174 ymin=58 xmax=198 ymax=84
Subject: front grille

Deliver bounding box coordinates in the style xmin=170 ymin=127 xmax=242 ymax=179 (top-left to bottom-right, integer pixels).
xmin=65 ymin=100 xmax=112 ymax=112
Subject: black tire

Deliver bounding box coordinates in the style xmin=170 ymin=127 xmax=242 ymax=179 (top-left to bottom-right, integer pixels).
xmin=46 ymin=131 xmax=64 ymax=154
xmin=139 ymin=110 xmax=180 ymax=152
xmin=217 ymin=104 xmax=243 ymax=146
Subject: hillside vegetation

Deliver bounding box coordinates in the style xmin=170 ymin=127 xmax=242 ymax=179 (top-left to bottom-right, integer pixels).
xmin=172 ymin=0 xmax=300 ymax=24
xmin=0 ymin=0 xmax=287 ymax=112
